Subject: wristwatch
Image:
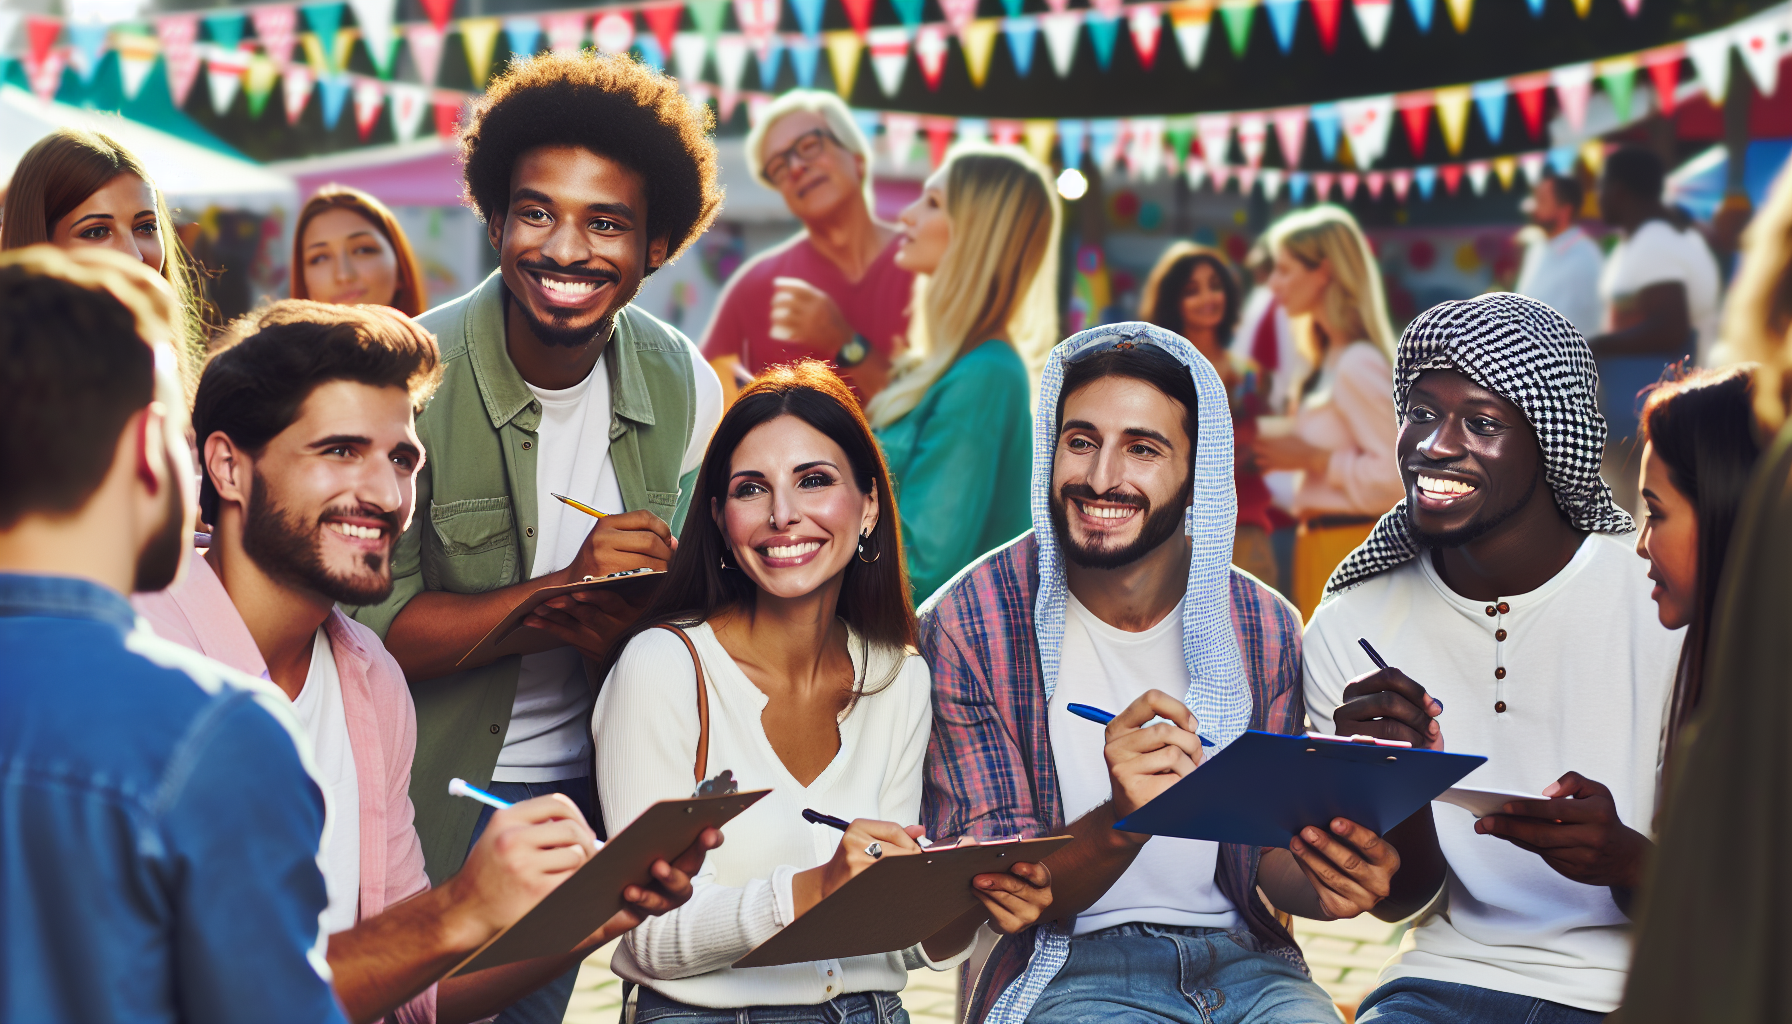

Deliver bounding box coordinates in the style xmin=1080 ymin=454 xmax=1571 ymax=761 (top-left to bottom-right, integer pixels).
xmin=835 ymin=333 xmax=871 ymax=368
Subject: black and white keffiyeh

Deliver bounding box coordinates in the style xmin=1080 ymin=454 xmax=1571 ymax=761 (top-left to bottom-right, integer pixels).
xmin=1324 ymin=292 xmax=1635 ymax=597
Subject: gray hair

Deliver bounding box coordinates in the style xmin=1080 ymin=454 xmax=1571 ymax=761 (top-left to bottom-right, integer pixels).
xmin=744 ymin=90 xmax=874 ymax=204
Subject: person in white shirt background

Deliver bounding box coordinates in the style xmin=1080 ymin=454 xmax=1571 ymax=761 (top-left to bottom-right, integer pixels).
xmin=1513 ymin=173 xmax=1604 ymax=338
xmin=1304 ymin=294 xmax=1681 ymax=1024
xmin=594 ymin=362 xmax=1052 ymax=1024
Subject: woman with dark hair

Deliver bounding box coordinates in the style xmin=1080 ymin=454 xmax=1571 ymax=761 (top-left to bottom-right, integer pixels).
xmin=1633 ymin=364 xmax=1763 ymax=759
xmin=1137 ymin=242 xmax=1279 ymax=585
xmin=3 ymin=127 xmax=210 ymax=374
xmin=292 ymin=185 xmax=428 ymax=316
xmin=593 ymin=361 xmax=1051 ymax=1024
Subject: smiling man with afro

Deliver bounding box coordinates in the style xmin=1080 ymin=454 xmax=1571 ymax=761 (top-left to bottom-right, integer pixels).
xmin=348 ymin=52 xmax=729 ymax=1024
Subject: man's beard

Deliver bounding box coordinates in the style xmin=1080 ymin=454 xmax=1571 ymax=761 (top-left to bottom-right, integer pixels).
xmin=132 ymin=453 xmax=186 ymax=592
xmin=1409 ymin=470 xmax=1539 ymax=549
xmin=241 ymin=472 xmax=400 ymax=606
xmin=511 ymin=261 xmax=634 ymax=349
xmin=1050 ymin=481 xmax=1189 ymax=570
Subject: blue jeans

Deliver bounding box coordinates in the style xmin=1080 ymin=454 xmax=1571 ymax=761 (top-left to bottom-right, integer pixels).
xmin=466 ymin=778 xmax=595 ymax=1024
xmin=633 ymin=988 xmax=909 ymax=1024
xmin=1355 ymin=978 xmax=1605 ymax=1024
xmin=1027 ymin=922 xmax=1341 ymax=1024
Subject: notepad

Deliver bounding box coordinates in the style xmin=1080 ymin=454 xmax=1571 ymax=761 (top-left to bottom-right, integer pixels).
xmin=455 ymin=568 xmax=665 ymax=667
xmin=1113 ymin=731 xmax=1487 ymax=848
xmin=1435 ymin=785 xmax=1548 ymax=818
xmin=732 ymin=835 xmax=1073 ymax=969
xmin=450 ymin=788 xmax=769 ymax=976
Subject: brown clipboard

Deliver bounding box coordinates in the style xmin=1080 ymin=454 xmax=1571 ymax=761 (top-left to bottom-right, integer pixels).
xmin=450 ymin=788 xmax=770 ymax=977
xmin=454 ymin=568 xmax=666 ymax=667
xmin=732 ymin=834 xmax=1073 ymax=969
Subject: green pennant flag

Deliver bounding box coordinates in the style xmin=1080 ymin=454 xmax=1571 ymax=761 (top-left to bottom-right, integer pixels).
xmin=1166 ymin=119 xmax=1194 ymax=167
xmin=1598 ymin=58 xmax=1637 ymax=123
xmin=244 ymin=52 xmax=279 ymax=117
xmin=688 ymin=0 xmax=727 ymax=42
xmin=1218 ymin=0 xmax=1254 ymax=57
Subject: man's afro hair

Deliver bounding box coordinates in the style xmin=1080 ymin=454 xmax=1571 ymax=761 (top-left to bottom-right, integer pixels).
xmin=461 ymin=52 xmax=723 ymax=266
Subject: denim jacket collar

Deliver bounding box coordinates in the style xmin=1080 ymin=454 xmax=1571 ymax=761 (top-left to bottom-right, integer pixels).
xmin=0 ymin=573 xmax=135 ymax=633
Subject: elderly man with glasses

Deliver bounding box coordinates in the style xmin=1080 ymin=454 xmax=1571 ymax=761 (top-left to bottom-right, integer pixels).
xmin=699 ymin=90 xmax=913 ymax=405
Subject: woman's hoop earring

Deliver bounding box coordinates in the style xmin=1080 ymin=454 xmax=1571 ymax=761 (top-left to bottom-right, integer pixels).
xmin=856 ymin=529 xmax=880 ymax=563
xmin=719 ymin=548 xmax=736 ymax=570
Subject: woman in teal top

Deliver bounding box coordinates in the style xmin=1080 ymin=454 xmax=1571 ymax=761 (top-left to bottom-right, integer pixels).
xmin=868 ymin=146 xmax=1061 ymax=606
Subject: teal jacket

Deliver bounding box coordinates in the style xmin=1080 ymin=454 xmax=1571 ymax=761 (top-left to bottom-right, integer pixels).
xmin=874 ymin=339 xmax=1033 ymax=607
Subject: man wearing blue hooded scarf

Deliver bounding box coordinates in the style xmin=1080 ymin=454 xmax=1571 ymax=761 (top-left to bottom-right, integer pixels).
xmin=919 ymin=323 xmax=1403 ymax=1024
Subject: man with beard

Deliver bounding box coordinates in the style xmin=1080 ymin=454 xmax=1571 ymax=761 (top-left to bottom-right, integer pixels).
xmin=348 ymin=55 xmax=724 ymax=1022
xmin=1304 ymin=293 xmax=1681 ymax=1023
xmin=919 ymin=323 xmax=1402 ymax=1024
xmin=134 ymin=301 xmax=719 ymax=1024
xmin=0 ymin=248 xmax=348 ymax=1020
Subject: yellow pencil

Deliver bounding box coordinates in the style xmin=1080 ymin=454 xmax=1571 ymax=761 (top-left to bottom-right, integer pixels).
xmin=551 ymin=492 xmax=609 ymax=519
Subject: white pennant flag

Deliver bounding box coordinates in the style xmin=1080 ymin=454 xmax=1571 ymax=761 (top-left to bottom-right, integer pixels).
xmin=205 ymin=44 xmax=250 ymax=116
xmin=1235 ymin=112 xmax=1267 ymax=167
xmin=1352 ymin=0 xmax=1392 ymax=48
xmin=1260 ymin=166 xmax=1285 ymax=200
xmin=1126 ymin=117 xmax=1166 ymax=180
xmin=353 ymin=77 xmax=386 ymax=137
xmin=714 ymin=34 xmax=750 ymax=119
xmin=1339 ymin=94 xmax=1393 ymax=169
xmin=1737 ymin=14 xmax=1784 ymax=96
xmin=1196 ymin=112 xmax=1233 ymax=171
xmin=1209 ymin=162 xmax=1232 ymax=192
xmin=283 ymin=63 xmax=313 ymax=124
xmin=403 ymin=23 xmax=444 ymax=86
xmin=1272 ymin=106 xmax=1306 ymax=166
xmin=1520 ymin=151 xmax=1545 ymax=185
xmin=1391 ymin=168 xmax=1411 ymax=201
xmin=594 ymin=12 xmax=634 ymax=53
xmin=884 ymin=112 xmax=919 ymax=167
xmin=673 ymin=31 xmax=712 ymax=86
xmin=349 ymin=0 xmax=399 ymax=75
xmin=1685 ymin=30 xmax=1732 ymax=105
xmin=867 ymin=25 xmax=912 ymax=96
xmin=1466 ymin=160 xmax=1491 ymax=195
xmin=1041 ymin=11 xmax=1083 ymax=77
xmin=115 ymin=33 xmax=160 ymax=100
xmin=543 ymin=12 xmax=586 ymax=55
xmin=389 ymin=82 xmax=430 ymax=141
xmin=1236 ymin=166 xmax=1258 ymax=197
xmin=1550 ymin=63 xmax=1594 ymax=132
xmin=1185 ymin=158 xmax=1208 ymax=191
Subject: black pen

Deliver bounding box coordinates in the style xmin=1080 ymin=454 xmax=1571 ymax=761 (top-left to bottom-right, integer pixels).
xmin=1359 ymin=638 xmax=1443 ymax=710
xmin=801 ymin=808 xmax=851 ymax=832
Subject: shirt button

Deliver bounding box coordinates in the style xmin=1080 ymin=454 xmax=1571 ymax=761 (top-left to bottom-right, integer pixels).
xmin=521 ymin=440 xmax=533 ymax=450
xmin=1495 ymin=629 xmax=1507 ymax=641
xmin=1497 ymin=601 xmax=1510 ymax=614
xmin=489 ymin=724 xmax=500 ymax=734
xmin=1495 ymin=701 xmax=1508 ymax=713
xmin=1485 ymin=605 xmax=1497 ymax=617
xmin=525 ymin=527 xmax=536 ymax=537
xmin=1494 ymin=667 xmax=1507 ymax=679
xmin=827 ymin=970 xmax=834 ymax=977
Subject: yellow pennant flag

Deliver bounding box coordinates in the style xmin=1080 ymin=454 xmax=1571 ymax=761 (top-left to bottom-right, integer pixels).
xmin=1580 ymin=140 xmax=1606 ymax=176
xmin=459 ymin=17 xmax=502 ymax=85
xmin=824 ymin=29 xmax=863 ymax=98
xmin=1023 ymin=119 xmax=1056 ymax=167
xmin=1434 ymin=85 xmax=1472 ymax=155
xmin=300 ymin=29 xmax=358 ymax=75
xmin=1444 ymin=0 xmax=1472 ymax=33
xmin=961 ymin=18 xmax=1000 ymax=87
xmin=244 ymin=52 xmax=281 ymax=118
xmin=1493 ymin=154 xmax=1517 ymax=190
xmin=1571 ymin=0 xmax=1592 ymax=16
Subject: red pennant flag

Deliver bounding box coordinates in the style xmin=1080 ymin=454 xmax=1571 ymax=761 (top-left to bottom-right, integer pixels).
xmin=1128 ymin=4 xmax=1162 ymax=70
xmin=915 ymin=24 xmax=949 ymax=89
xmin=840 ymin=0 xmax=874 ymax=36
xmin=925 ymin=116 xmax=955 ymax=166
xmin=25 ymin=16 xmax=61 ymax=64
xmin=1509 ymin=73 xmax=1549 ymax=139
xmin=1440 ymin=163 xmax=1464 ymax=194
xmin=1398 ymin=96 xmax=1430 ymax=158
xmin=641 ymin=3 xmax=683 ymax=56
xmin=991 ymin=120 xmax=1022 ymax=146
xmin=420 ymin=0 xmax=455 ymax=32
xmin=1643 ymin=48 xmax=1682 ymax=117
xmin=1310 ymin=0 xmax=1342 ymax=52
xmin=433 ymin=96 xmax=464 ymax=137
xmin=354 ymin=79 xmax=386 ymax=141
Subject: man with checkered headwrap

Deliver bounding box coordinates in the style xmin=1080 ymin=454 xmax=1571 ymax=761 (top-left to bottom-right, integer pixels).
xmin=1303 ymin=293 xmax=1682 ymax=1023
xmin=919 ymin=322 xmax=1407 ymax=1024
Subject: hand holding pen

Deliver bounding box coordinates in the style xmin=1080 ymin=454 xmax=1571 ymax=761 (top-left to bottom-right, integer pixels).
xmin=1332 ymin=638 xmax=1446 ymax=751
xmin=1096 ymin=689 xmax=1208 ymax=825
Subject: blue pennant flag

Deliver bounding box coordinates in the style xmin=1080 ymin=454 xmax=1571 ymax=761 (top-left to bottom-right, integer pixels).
xmin=318 ymin=74 xmax=352 ymax=130
xmin=788 ymin=37 xmax=820 ymax=87
xmin=852 ymin=109 xmax=882 ymax=145
xmin=791 ymin=0 xmax=826 ymax=37
xmin=1086 ymin=14 xmax=1120 ymax=70
xmin=1547 ymin=146 xmax=1578 ymax=175
xmin=1288 ymin=171 xmax=1310 ymax=203
xmin=504 ymin=17 xmax=542 ymax=57
xmin=1472 ymin=81 xmax=1507 ymax=144
xmin=891 ymin=0 xmax=924 ymax=28
xmin=1002 ymin=0 xmax=1025 ymax=15
xmin=1089 ymin=118 xmax=1121 ymax=168
xmin=1525 ymin=0 xmax=1545 ymax=15
xmin=1309 ymin=103 xmax=1341 ymax=162
xmin=67 ymin=23 xmax=110 ymax=84
xmin=1059 ymin=119 xmax=1087 ymax=170
xmin=1406 ymin=0 xmax=1434 ymax=33
xmin=1003 ymin=17 xmax=1039 ymax=77
xmin=635 ymin=35 xmax=665 ymax=70
xmin=1414 ymin=165 xmax=1438 ymax=199
xmin=1264 ymin=0 xmax=1301 ymax=53
xmin=756 ymin=37 xmax=784 ymax=88
xmin=203 ymin=11 xmax=246 ymax=49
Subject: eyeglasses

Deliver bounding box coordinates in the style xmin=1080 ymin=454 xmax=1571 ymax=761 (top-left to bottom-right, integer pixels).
xmin=762 ymin=128 xmax=841 ymax=186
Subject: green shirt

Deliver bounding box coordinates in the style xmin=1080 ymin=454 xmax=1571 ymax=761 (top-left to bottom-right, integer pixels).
xmin=874 ymin=339 xmax=1034 ymax=607
xmin=349 ymin=270 xmax=702 ymax=881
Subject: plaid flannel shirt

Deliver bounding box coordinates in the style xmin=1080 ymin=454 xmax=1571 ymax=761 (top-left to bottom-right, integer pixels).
xmin=919 ymin=532 xmax=1309 ymax=1024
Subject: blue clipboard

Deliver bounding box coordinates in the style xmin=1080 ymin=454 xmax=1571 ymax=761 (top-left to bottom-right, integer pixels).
xmin=1113 ymin=730 xmax=1487 ymax=848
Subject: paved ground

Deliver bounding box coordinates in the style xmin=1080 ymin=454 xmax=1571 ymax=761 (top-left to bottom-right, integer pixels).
xmin=567 ymin=918 xmax=1405 ymax=1024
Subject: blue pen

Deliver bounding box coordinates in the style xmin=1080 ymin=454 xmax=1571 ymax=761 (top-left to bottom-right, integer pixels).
xmin=1066 ymin=703 xmax=1215 ymax=747
xmin=451 ymin=778 xmax=602 ymax=853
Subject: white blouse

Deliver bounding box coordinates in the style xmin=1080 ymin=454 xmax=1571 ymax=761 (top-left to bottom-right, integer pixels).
xmin=593 ymin=621 xmax=969 ymax=1008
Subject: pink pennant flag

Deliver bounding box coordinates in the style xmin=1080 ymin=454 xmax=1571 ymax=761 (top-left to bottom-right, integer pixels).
xmin=1272 ymin=106 xmax=1306 ymax=167
xmin=1311 ymin=170 xmax=1334 ymax=200
xmin=1520 ymin=151 xmax=1545 ymax=185
xmin=594 ymin=11 xmax=634 ymax=53
xmin=746 ymin=93 xmax=772 ymax=126
xmin=1235 ymin=111 xmax=1266 ymax=167
xmin=1044 ymin=0 xmax=1072 ymax=14
xmin=1550 ymin=63 xmax=1593 ymax=133
xmin=543 ymin=12 xmax=587 ymax=55
xmin=282 ymin=63 xmax=313 ymax=123
xmin=403 ymin=23 xmax=445 ymax=85
xmin=735 ymin=0 xmax=781 ymax=55
xmin=1338 ymin=171 xmax=1359 ymax=200
xmin=884 ymin=112 xmax=920 ymax=167
xmin=941 ymin=0 xmax=979 ymax=34
xmin=25 ymin=50 xmax=65 ymax=102
xmin=1235 ymin=165 xmax=1258 ymax=196
xmin=1209 ymin=162 xmax=1232 ymax=192
xmin=1365 ymin=170 xmax=1386 ymax=198
xmin=1091 ymin=0 xmax=1123 ymax=16
xmin=252 ymin=6 xmax=298 ymax=65
xmin=925 ymin=117 xmax=956 ymax=167
xmin=1390 ymin=167 xmax=1411 ymax=201
xmin=433 ymin=94 xmax=465 ymax=137
xmin=158 ymin=14 xmax=202 ymax=107
xmin=1128 ymin=4 xmax=1162 ymax=70
xmin=1196 ymin=112 xmax=1233 ymax=171
xmin=353 ymin=78 xmax=386 ymax=140
xmin=1619 ymin=0 xmax=1641 ymax=15
xmin=915 ymin=23 xmax=949 ymax=89
xmin=991 ymin=120 xmax=1022 ymax=145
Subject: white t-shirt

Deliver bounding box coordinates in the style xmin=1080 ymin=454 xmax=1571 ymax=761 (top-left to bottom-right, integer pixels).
xmin=1597 ymin=219 xmax=1722 ymax=363
xmin=1515 ymin=226 xmax=1605 ymax=338
xmin=1047 ymin=593 xmax=1239 ymax=935
xmin=1304 ymin=533 xmax=1681 ymax=1013
xmin=290 ymin=627 xmax=361 ymax=935
xmin=495 ymin=345 xmax=723 ymax=783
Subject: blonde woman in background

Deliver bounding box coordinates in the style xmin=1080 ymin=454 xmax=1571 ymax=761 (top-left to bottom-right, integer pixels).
xmin=1251 ymin=205 xmax=1402 ymax=618
xmin=869 ymin=145 xmax=1059 ymax=606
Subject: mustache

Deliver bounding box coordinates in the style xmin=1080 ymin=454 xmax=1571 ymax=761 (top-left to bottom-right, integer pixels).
xmin=1056 ymin=483 xmax=1150 ymax=510
xmin=517 ymin=258 xmax=620 ymax=284
xmin=318 ymin=503 xmax=402 ymax=535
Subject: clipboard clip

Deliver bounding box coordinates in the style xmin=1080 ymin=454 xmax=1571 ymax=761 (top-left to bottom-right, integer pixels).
xmin=1305 ymin=731 xmax=1414 ymax=749
xmin=695 ymin=769 xmax=738 ymax=798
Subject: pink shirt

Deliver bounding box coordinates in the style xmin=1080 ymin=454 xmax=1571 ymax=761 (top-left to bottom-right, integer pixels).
xmin=132 ymin=551 xmax=435 ymax=1024
xmin=698 ymin=231 xmax=913 ymax=382
xmin=1291 ymin=340 xmax=1405 ymax=519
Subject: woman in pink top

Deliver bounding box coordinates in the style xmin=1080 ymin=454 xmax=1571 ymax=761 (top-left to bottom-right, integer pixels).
xmin=1250 ymin=206 xmax=1403 ymax=618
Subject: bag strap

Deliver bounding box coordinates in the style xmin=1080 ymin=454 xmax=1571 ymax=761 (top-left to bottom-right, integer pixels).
xmin=653 ymin=625 xmax=710 ymax=784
